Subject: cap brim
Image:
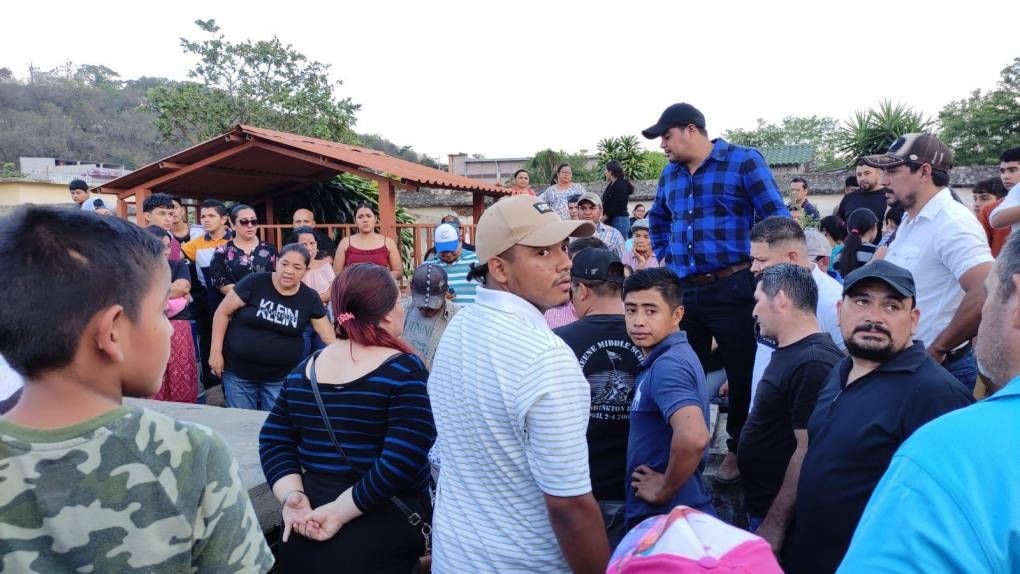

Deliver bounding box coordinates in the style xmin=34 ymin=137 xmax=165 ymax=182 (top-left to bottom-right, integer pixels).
xmin=434 ymin=240 xmax=459 ymax=252
xmin=411 ymin=292 xmax=444 ymax=310
xmin=518 ymin=219 xmax=596 ymax=249
xmin=843 ymin=275 xmax=914 ymax=299
xmin=861 ymin=154 xmax=906 ymax=169
xmin=641 ymin=122 xmax=669 ymax=139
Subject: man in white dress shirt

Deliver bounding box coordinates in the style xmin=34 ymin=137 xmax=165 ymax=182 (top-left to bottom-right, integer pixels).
xmin=864 ymin=133 xmax=993 ymax=391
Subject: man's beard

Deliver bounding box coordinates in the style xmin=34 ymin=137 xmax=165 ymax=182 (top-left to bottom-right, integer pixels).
xmin=845 ymin=322 xmax=901 ymax=362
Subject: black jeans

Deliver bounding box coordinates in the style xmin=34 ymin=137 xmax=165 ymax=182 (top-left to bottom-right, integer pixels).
xmin=680 ymin=268 xmax=758 ymax=452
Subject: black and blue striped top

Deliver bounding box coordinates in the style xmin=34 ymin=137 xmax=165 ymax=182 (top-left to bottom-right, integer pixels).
xmin=258 ymin=352 xmax=435 ymax=511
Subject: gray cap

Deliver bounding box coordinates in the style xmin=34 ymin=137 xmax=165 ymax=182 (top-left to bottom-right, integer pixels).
xmin=804 ymin=229 xmax=830 ymax=259
xmin=410 ymin=263 xmax=449 ymax=310
xmin=631 ymin=218 xmax=650 ymax=232
xmin=577 ymin=191 xmax=602 ymax=207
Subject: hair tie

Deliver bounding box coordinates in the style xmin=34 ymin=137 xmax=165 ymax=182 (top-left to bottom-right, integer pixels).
xmin=337 ymin=312 xmax=355 ymax=325
xmin=851 ymin=228 xmax=860 ymax=234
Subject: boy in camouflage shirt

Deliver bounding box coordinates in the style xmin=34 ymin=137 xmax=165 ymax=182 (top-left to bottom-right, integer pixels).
xmin=0 ymin=206 xmax=274 ymax=573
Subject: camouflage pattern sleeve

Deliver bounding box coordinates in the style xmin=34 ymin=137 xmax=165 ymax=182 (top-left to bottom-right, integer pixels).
xmin=0 ymin=406 xmax=274 ymax=573
xmin=191 ymin=427 xmax=275 ymax=573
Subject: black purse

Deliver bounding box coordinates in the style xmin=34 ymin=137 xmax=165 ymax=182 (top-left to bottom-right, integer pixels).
xmin=306 ymin=350 xmax=432 ymax=557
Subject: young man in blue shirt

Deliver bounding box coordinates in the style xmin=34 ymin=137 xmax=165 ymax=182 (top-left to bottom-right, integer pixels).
xmin=622 ymin=268 xmax=714 ymax=528
xmin=838 ymin=235 xmax=1020 ymax=573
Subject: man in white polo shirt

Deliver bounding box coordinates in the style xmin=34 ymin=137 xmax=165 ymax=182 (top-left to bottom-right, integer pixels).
xmin=429 ymin=195 xmax=610 ymax=573
xmin=865 ymin=133 xmax=994 ymax=391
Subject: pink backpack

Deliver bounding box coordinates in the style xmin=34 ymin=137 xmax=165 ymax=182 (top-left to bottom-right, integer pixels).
xmin=607 ymin=506 xmax=782 ymax=573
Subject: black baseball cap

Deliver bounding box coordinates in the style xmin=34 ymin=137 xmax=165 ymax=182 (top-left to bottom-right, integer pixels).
xmin=842 ymin=259 xmax=916 ymax=299
xmin=642 ymin=103 xmax=707 ymax=139
xmin=570 ymin=248 xmax=625 ymax=284
xmin=410 ymin=263 xmax=449 ymax=310
xmin=69 ymin=179 xmax=88 ymax=191
xmin=861 ymin=133 xmax=953 ymax=174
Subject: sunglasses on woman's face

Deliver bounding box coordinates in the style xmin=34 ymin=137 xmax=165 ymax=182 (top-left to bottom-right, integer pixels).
xmin=236 ymin=218 xmax=258 ymax=227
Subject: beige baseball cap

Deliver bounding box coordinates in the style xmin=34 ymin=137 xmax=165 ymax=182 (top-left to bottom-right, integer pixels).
xmin=475 ymin=195 xmax=595 ymax=262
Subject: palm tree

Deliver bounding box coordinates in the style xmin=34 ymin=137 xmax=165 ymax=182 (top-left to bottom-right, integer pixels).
xmin=837 ymin=100 xmax=933 ymax=165
xmin=596 ymin=135 xmax=650 ymax=180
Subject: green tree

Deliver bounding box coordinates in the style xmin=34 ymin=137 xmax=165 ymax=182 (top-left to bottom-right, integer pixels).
xmin=641 ymin=150 xmax=668 ymax=179
xmin=596 ymin=135 xmax=653 ymax=180
xmin=525 ymin=148 xmax=594 ymax=186
xmin=938 ymin=57 xmax=1020 ymax=165
xmin=837 ymin=100 xmax=933 ymax=165
xmin=145 ymin=19 xmax=360 ymax=146
xmin=723 ymin=115 xmax=841 ymax=170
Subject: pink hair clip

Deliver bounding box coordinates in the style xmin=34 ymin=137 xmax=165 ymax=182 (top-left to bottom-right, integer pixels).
xmin=337 ymin=312 xmax=355 ymax=325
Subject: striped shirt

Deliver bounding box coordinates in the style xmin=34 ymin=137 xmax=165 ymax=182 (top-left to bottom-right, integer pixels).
xmin=258 ymin=353 xmax=435 ymax=512
xmin=429 ymin=287 xmax=593 ymax=573
xmin=424 ymin=250 xmax=481 ymax=304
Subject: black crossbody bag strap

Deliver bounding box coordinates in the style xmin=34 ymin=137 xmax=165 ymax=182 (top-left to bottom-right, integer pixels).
xmin=306 ymin=351 xmax=432 ymax=554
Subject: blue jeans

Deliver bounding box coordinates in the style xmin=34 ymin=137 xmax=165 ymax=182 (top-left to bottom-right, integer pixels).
xmin=302 ymin=324 xmax=326 ymax=359
xmin=222 ymin=370 xmax=284 ymax=411
xmin=942 ymin=346 xmax=977 ymax=393
xmin=598 ymin=500 xmax=628 ymax=551
xmin=748 ymin=515 xmax=764 ymax=533
xmin=609 ymin=215 xmax=631 ymax=238
xmin=189 ymin=321 xmax=205 ymax=404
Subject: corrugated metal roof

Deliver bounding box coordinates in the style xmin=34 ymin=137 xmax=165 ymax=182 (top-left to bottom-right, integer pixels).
xmin=758 ymin=144 xmax=815 ymax=166
xmin=96 ymin=125 xmax=509 ymax=198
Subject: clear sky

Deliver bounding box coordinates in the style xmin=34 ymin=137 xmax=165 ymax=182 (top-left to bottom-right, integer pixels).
xmin=4 ymin=0 xmax=1017 ymax=161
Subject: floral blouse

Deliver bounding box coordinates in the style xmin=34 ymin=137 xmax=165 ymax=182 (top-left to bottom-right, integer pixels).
xmin=208 ymin=240 xmax=278 ymax=290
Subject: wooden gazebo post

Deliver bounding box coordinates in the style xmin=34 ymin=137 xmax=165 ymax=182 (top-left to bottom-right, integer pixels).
xmin=377 ymin=179 xmax=397 ymax=242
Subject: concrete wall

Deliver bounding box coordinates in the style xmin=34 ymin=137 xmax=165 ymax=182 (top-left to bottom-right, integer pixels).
xmin=0 ymin=180 xmax=119 ymax=208
xmin=398 ymin=165 xmax=1003 ymax=223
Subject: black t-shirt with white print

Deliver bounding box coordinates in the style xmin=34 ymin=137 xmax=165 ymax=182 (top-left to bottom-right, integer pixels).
xmin=224 ymin=272 xmax=326 ymax=381
xmin=555 ymin=314 xmax=644 ymax=501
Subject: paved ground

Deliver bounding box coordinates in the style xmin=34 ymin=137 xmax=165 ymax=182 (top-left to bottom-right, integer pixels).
xmin=704 ymin=411 xmax=747 ymax=528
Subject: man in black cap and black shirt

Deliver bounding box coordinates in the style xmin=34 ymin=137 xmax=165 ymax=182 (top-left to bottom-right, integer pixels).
xmin=554 ymin=247 xmax=644 ymax=548
xmin=641 ymin=102 xmax=790 ymax=483
xmin=784 ymin=260 xmax=973 ymax=574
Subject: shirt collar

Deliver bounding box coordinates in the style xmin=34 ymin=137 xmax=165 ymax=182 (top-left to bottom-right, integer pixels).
xmin=913 ymin=187 xmax=953 ymax=222
xmin=709 ymin=138 xmax=729 ymax=162
xmin=205 ymin=228 xmax=233 ymax=241
xmin=474 ymin=286 xmax=549 ymax=330
xmin=640 ymin=331 xmax=690 ymax=369
xmin=985 ymin=374 xmax=1020 ymax=401
xmin=837 ymin=340 xmax=929 ymax=388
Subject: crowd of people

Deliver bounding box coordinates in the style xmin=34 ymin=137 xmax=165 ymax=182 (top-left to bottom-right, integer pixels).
xmin=2 ymin=101 xmax=1020 ymax=573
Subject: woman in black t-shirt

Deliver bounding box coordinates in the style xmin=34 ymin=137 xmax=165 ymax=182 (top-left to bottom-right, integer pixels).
xmin=210 ymin=243 xmax=336 ymax=411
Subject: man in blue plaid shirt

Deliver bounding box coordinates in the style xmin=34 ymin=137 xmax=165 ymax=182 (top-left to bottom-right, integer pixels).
xmin=642 ymin=103 xmax=789 ymax=484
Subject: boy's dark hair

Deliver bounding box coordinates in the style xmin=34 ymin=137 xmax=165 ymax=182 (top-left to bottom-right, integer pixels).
xmin=145 ymin=225 xmax=170 ymax=240
xmin=0 ymin=207 xmax=165 ymax=378
xmin=567 ymin=193 xmax=583 ymax=205
xmin=885 ymin=207 xmax=905 ymax=225
xmin=199 ymin=199 xmax=228 ymax=217
xmin=142 ymin=192 xmax=175 ymax=213
xmin=751 ymin=215 xmax=806 ymax=247
xmin=567 ymin=236 xmax=609 ymax=258
xmin=845 ymin=176 xmax=858 ymax=187
xmin=623 ymin=267 xmax=684 ymax=309
xmin=170 ymin=195 xmax=183 ymax=206
xmin=999 ymin=147 xmax=1020 ymax=164
xmin=759 ymin=263 xmax=818 ymax=314
xmin=974 ymin=177 xmax=1007 ymax=199
xmin=791 ymin=176 xmax=809 ymax=189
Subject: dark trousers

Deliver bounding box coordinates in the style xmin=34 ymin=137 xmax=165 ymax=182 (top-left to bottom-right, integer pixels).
xmin=680 ymin=268 xmax=758 ymax=452
xmin=278 ymin=472 xmax=430 ymax=574
xmin=192 ymin=300 xmax=219 ymax=389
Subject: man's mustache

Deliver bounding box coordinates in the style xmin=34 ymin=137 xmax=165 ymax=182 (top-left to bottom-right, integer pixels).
xmin=854 ymin=322 xmax=891 ymax=337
